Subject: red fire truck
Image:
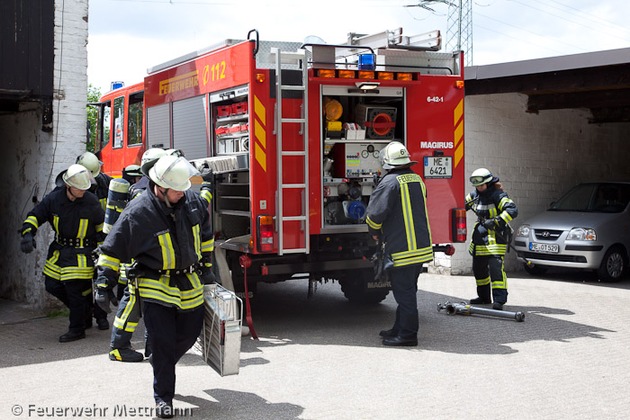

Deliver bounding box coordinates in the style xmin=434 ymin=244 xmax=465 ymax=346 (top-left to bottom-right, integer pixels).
xmin=94 ymin=28 xmax=467 ymax=303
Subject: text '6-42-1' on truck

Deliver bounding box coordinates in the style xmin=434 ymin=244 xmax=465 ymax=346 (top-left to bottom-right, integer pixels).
xmin=92 ymin=28 xmax=467 ymax=304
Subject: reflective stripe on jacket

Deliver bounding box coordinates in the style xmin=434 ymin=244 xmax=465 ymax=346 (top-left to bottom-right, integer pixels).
xmin=97 ymin=188 xmax=213 ymax=310
xmin=466 ymin=185 xmax=518 ymax=257
xmin=21 ymin=188 xmax=104 ymax=281
xmin=366 ymin=168 xmax=433 ymax=267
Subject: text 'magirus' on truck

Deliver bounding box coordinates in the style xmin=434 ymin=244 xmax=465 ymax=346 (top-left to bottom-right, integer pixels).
xmin=93 ymin=28 xmax=467 ymax=303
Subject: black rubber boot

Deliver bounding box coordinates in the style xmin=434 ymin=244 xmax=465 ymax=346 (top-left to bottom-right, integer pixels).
xmin=471 ymin=284 xmax=491 ymax=304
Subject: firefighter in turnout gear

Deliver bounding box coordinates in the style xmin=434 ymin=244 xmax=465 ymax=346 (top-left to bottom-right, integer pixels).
xmin=77 ymin=151 xmax=112 ymax=210
xmin=465 ymin=168 xmax=518 ymax=310
xmin=122 ymin=164 xmax=143 ymax=185
xmin=19 ymin=164 xmax=107 ymax=342
xmin=128 ymin=147 xmax=168 ymax=200
xmin=366 ymin=141 xmax=433 ymax=347
xmin=106 ymin=150 xmax=213 ymax=364
xmin=105 ymin=147 xmax=166 ymax=362
xmin=96 ymin=155 xmax=214 ymax=418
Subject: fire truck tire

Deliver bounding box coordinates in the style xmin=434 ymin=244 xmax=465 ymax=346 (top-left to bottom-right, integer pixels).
xmin=339 ymin=271 xmax=389 ymax=304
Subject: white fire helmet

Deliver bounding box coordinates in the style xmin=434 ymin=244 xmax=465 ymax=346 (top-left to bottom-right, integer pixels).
xmin=62 ymin=164 xmax=93 ymax=190
xmin=469 ymin=168 xmax=494 ymax=187
xmin=140 ymin=148 xmax=167 ymax=175
xmin=149 ymin=155 xmax=199 ymax=191
xmin=165 ymin=148 xmax=185 ymax=158
xmin=123 ymin=164 xmax=143 ymax=178
xmin=76 ymin=152 xmax=102 ymax=177
xmin=380 ymin=141 xmax=417 ymax=170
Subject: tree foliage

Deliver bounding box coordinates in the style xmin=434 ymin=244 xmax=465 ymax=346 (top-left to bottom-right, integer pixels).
xmin=86 ymin=84 xmax=101 ymax=152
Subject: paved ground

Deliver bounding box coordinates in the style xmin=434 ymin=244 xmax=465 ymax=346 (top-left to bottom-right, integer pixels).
xmin=1 ymin=270 xmax=630 ymax=420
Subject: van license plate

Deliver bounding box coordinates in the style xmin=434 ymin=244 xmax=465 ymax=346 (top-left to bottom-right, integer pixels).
xmin=529 ymin=243 xmax=559 ymax=253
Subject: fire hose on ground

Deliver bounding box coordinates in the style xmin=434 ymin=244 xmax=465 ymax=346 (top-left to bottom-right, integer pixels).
xmin=437 ymin=301 xmax=525 ymax=322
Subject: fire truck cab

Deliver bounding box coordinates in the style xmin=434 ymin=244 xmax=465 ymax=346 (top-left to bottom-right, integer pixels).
xmin=97 ymin=28 xmax=467 ymax=303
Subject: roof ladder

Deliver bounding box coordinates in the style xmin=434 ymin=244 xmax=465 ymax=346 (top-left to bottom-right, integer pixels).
xmin=271 ymin=47 xmax=309 ymax=255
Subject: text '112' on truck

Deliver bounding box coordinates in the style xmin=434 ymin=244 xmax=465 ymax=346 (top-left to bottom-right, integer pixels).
xmin=93 ymin=28 xmax=467 ymax=304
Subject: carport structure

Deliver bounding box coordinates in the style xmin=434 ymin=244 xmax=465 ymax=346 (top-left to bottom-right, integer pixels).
xmin=465 ymin=47 xmax=630 ymax=124
xmin=449 ymin=48 xmax=630 ymax=274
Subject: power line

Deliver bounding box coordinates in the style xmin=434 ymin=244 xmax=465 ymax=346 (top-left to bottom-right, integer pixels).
xmin=506 ymin=0 xmax=630 ymax=45
xmin=474 ymin=11 xmax=594 ymax=54
xmin=538 ymin=0 xmax=630 ymax=35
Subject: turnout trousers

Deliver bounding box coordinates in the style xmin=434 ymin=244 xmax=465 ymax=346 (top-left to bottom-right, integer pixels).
xmin=45 ymin=277 xmax=94 ymax=332
xmin=472 ymin=255 xmax=508 ymax=304
xmin=143 ymin=301 xmax=204 ymax=405
xmin=389 ymin=264 xmax=423 ymax=339
xmin=110 ymin=285 xmax=142 ymax=350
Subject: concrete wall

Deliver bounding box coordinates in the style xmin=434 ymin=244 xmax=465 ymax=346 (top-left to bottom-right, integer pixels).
xmin=447 ymin=92 xmax=630 ymax=275
xmin=0 ymin=0 xmax=89 ymax=310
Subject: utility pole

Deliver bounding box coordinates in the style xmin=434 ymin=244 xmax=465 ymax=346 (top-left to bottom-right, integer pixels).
xmin=406 ymin=0 xmax=473 ymax=66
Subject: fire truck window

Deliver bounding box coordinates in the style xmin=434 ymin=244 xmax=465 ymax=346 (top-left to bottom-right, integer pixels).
xmin=127 ymin=93 xmax=143 ymax=146
xmin=97 ymin=101 xmax=112 ymax=151
xmin=113 ymin=96 xmax=125 ymax=149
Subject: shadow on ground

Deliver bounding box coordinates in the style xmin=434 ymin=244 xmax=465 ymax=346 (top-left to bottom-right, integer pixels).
xmin=175 ymin=388 xmax=304 ymax=420
xmin=0 ymin=276 xmax=617 ymax=369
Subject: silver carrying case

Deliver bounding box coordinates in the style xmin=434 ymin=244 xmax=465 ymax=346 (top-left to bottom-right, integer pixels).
xmin=195 ymin=284 xmax=243 ymax=376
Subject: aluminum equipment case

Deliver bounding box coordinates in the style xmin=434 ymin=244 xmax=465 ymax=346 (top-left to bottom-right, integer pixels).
xmin=196 ymin=284 xmax=243 ymax=376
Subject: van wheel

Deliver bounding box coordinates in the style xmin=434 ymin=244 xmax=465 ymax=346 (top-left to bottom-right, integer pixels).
xmin=597 ymin=246 xmax=626 ymax=282
xmin=523 ymin=262 xmax=548 ymax=276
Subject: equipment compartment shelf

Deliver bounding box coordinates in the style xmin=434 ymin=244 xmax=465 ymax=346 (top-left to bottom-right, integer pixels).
xmin=218 ymin=210 xmax=251 ymax=217
xmin=216 ymin=114 xmax=249 ymax=123
xmin=324 ymin=139 xmax=397 ymax=144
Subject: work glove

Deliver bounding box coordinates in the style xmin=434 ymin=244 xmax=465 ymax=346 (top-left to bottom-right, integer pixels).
xmin=198 ymin=259 xmax=217 ymax=284
xmin=482 ymin=218 xmax=499 ymax=230
xmin=94 ymin=273 xmax=119 ymax=312
xmin=371 ymin=250 xmax=385 ymax=281
xmin=95 ymin=274 xmax=117 ymax=290
xmin=94 ymin=287 xmax=118 ymax=314
xmin=20 ymin=232 xmax=36 ymax=254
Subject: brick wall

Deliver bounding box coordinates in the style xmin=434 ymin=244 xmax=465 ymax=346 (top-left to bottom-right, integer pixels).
xmin=0 ymin=0 xmax=89 ymax=309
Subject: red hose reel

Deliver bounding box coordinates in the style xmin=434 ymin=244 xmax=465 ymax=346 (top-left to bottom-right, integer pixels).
xmin=355 ymin=105 xmax=397 ymax=139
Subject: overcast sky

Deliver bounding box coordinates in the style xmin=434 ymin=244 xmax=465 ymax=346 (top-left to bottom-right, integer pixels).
xmin=87 ymin=0 xmax=630 ymax=94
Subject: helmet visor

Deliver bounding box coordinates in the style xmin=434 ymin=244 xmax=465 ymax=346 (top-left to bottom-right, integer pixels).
xmin=153 ymin=157 xmax=200 ymax=191
xmin=63 ymin=169 xmax=94 ymax=190
xmin=470 ymin=175 xmax=490 ymax=186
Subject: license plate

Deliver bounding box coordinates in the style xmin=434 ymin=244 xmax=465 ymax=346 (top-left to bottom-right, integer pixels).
xmin=529 ymin=242 xmax=559 ymax=253
xmin=423 ymin=156 xmax=452 ymax=179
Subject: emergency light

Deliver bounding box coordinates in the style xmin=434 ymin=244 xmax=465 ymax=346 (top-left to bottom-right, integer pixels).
xmin=358 ymin=53 xmax=375 ymax=70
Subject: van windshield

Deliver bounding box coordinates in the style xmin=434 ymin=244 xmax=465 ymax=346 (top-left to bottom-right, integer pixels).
xmin=549 ymin=183 xmax=630 ymax=213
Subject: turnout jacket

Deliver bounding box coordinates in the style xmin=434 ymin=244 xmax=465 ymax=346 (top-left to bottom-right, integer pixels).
xmin=21 ymin=188 xmax=105 ymax=281
xmin=465 ymin=184 xmax=518 ymax=256
xmin=128 ymin=176 xmax=150 ymax=200
xmin=366 ymin=167 xmax=433 ymax=267
xmin=97 ymin=188 xmax=214 ymax=311
xmin=92 ymin=172 xmax=113 ymax=210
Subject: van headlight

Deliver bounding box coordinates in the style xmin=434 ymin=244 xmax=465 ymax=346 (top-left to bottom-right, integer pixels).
xmin=567 ymin=228 xmax=597 ymax=241
xmin=515 ymin=224 xmax=530 ymax=237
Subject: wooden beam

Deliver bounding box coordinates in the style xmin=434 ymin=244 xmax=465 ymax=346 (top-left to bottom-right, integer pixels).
xmin=527 ymin=89 xmax=630 ymax=111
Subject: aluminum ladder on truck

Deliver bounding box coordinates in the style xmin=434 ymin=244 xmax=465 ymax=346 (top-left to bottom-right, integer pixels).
xmin=271 ymin=47 xmax=309 ymax=255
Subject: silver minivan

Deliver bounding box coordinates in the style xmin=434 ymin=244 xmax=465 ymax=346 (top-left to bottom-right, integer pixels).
xmin=513 ymin=182 xmax=630 ymax=281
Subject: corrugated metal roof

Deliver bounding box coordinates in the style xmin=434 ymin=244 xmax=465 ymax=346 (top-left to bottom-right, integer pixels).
xmin=464 ymin=47 xmax=630 ymax=123
xmin=466 ymin=47 xmax=630 ymax=80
